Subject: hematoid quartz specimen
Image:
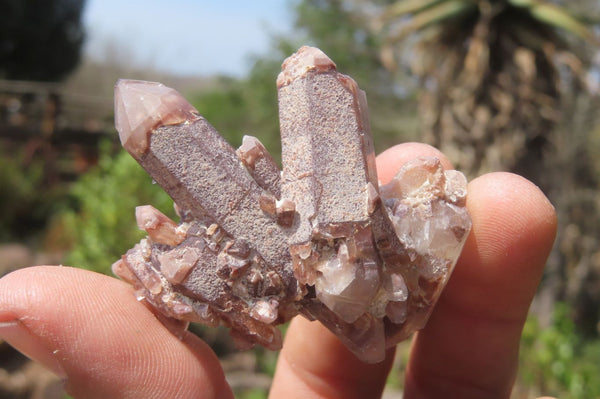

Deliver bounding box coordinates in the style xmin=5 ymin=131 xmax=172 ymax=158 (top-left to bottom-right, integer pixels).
xmin=112 ymin=46 xmax=471 ymax=363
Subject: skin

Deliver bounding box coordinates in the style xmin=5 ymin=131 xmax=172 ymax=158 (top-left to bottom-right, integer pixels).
xmin=0 ymin=143 xmax=557 ymax=399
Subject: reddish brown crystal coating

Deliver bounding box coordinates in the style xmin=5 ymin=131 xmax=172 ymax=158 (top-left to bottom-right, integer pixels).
xmin=113 ymin=46 xmax=471 ymax=363
xmin=236 ymin=135 xmax=281 ymax=198
xmin=115 ymin=80 xmax=200 ymax=160
xmin=135 ymin=205 xmax=186 ymax=246
xmin=276 ymin=46 xmax=336 ymax=88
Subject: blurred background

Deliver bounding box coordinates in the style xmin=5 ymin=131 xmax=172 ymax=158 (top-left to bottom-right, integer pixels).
xmin=0 ymin=0 xmax=599 ymax=398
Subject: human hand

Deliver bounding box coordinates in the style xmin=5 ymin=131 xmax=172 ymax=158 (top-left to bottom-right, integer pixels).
xmin=0 ymin=143 xmax=557 ymax=399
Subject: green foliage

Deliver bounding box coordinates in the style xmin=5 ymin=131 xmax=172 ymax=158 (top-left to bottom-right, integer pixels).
xmin=294 ymin=0 xmax=384 ymax=83
xmin=254 ymin=346 xmax=279 ymax=378
xmin=243 ymin=57 xmax=285 ymax=155
xmin=519 ymin=304 xmax=600 ymax=398
xmin=236 ymin=388 xmax=268 ymax=399
xmin=384 ymin=340 xmax=411 ymax=391
xmin=61 ymin=141 xmax=173 ymax=274
xmin=190 ymin=77 xmax=248 ymax=146
xmin=190 ymin=65 xmax=282 ymax=159
xmin=383 ymin=0 xmax=596 ymax=45
xmin=0 ymin=148 xmax=64 ymax=242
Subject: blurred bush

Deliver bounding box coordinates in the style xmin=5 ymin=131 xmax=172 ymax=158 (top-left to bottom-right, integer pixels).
xmin=58 ymin=141 xmax=173 ymax=274
xmin=519 ymin=303 xmax=600 ymax=398
xmin=189 ymin=64 xmax=282 ymax=159
xmin=0 ymin=150 xmax=65 ymax=243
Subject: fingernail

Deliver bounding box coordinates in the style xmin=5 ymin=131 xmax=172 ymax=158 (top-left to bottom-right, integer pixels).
xmin=0 ymin=320 xmax=66 ymax=378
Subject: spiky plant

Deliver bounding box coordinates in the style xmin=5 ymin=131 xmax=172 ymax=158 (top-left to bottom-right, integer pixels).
xmin=375 ymin=0 xmax=600 ymax=338
xmin=379 ymin=0 xmax=597 ymax=180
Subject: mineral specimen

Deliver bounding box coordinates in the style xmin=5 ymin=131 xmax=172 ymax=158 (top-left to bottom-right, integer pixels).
xmin=112 ymin=46 xmax=471 ymax=363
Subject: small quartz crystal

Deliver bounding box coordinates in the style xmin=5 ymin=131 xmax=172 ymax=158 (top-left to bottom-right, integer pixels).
xmin=114 ymin=80 xmax=200 ymax=160
xmin=113 ymin=46 xmax=471 ymax=363
xmin=135 ymin=205 xmax=186 ymax=246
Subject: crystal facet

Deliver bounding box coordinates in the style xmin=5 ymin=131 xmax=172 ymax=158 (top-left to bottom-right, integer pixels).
xmin=114 ymin=80 xmax=200 ymax=159
xmin=113 ymin=46 xmax=472 ymax=363
xmin=135 ymin=205 xmax=186 ymax=246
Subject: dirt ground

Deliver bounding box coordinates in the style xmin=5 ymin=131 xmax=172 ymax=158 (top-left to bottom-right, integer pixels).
xmin=0 ymin=342 xmax=66 ymax=399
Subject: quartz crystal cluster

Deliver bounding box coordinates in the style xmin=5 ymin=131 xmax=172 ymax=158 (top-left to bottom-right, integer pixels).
xmin=112 ymin=46 xmax=471 ymax=363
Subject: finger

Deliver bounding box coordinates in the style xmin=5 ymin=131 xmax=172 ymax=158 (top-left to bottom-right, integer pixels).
xmin=404 ymin=172 xmax=557 ymax=398
xmin=270 ymin=317 xmax=395 ymax=399
xmin=269 ymin=142 xmax=450 ymax=399
xmin=0 ymin=266 xmax=233 ymax=399
xmin=376 ymin=142 xmax=453 ymax=183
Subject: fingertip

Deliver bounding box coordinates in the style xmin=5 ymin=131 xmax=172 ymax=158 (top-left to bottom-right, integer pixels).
xmin=270 ymin=316 xmax=395 ymax=399
xmin=462 ymin=172 xmax=557 ymax=283
xmin=468 ymin=172 xmax=557 ymax=236
xmin=440 ymin=172 xmax=557 ymax=321
xmin=376 ymin=142 xmax=454 ymax=184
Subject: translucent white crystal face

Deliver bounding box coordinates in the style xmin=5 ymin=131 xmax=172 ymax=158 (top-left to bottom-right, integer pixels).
xmin=114 ymin=80 xmax=200 ymax=159
xmin=314 ymin=242 xmax=381 ymax=324
xmin=277 ymin=45 xmax=336 ymax=87
xmin=250 ymin=300 xmax=279 ymax=324
xmin=157 ymin=247 xmax=200 ymax=284
xmin=382 ymin=157 xmax=471 ymax=282
xmin=135 ymin=205 xmax=186 ymax=246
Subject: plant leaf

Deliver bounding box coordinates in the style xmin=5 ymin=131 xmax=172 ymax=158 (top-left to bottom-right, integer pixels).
xmin=507 ymin=0 xmax=535 ymax=7
xmin=386 ymin=0 xmax=476 ymax=42
xmin=508 ymin=0 xmax=597 ymax=43
xmin=383 ymin=0 xmax=447 ymax=20
xmin=529 ymin=3 xmax=596 ymax=42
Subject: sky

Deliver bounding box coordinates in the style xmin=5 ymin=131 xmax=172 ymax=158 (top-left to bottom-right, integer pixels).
xmin=83 ymin=0 xmax=294 ymax=77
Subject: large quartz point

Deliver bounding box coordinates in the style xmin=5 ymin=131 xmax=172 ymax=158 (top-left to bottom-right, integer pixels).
xmin=113 ymin=46 xmax=471 ymax=363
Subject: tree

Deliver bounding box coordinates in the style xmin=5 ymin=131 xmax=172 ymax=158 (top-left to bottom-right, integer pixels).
xmin=0 ymin=0 xmax=86 ymax=81
xmin=378 ymin=0 xmax=597 ymax=181
xmin=376 ymin=0 xmax=600 ymax=332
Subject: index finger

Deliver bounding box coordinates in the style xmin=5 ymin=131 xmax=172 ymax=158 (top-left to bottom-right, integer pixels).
xmin=0 ymin=266 xmax=233 ymax=399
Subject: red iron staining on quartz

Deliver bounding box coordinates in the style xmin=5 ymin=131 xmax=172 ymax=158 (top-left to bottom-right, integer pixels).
xmin=113 ymin=47 xmax=471 ymax=363
xmin=236 ymin=135 xmax=281 ymax=198
xmin=276 ymin=46 xmax=336 ymax=88
xmin=114 ymin=80 xmax=200 ymax=160
xmin=135 ymin=205 xmax=187 ymax=246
